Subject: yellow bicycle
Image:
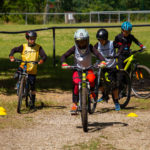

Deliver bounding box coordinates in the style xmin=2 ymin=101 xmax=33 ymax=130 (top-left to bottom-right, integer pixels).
xmin=121 ymin=48 xmax=150 ymax=98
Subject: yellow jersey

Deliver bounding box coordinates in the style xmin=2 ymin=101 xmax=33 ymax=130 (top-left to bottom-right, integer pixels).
xmin=20 ymin=43 xmax=40 ymax=75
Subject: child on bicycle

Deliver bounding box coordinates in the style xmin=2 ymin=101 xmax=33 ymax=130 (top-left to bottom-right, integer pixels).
xmin=114 ymin=21 xmax=146 ymax=69
xmin=61 ymin=29 xmax=106 ymax=114
xmin=94 ymin=28 xmax=120 ymax=111
xmin=9 ymin=31 xmax=47 ymax=109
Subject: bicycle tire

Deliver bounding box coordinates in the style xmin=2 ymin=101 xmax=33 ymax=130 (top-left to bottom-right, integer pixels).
xmin=88 ymin=92 xmax=97 ymax=114
xmin=113 ymin=70 xmax=131 ymax=109
xmin=81 ymin=87 xmax=88 ymax=132
xmin=17 ymin=77 xmax=26 ymax=113
xmin=131 ymin=65 xmax=150 ymax=99
xmin=88 ymin=71 xmax=100 ymax=114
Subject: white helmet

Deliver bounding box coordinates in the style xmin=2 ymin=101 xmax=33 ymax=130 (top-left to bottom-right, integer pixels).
xmin=74 ymin=29 xmax=89 ymax=50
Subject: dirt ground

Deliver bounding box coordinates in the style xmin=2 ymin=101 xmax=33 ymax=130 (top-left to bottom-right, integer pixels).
xmin=0 ymin=91 xmax=150 ymax=150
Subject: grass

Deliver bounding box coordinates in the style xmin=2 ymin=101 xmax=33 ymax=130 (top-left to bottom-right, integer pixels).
xmin=0 ymin=92 xmax=58 ymax=130
xmin=0 ymin=23 xmax=150 ymax=94
xmin=63 ymin=136 xmax=116 ymax=150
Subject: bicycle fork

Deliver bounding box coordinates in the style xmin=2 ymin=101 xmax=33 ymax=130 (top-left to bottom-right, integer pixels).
xmin=78 ymin=72 xmax=90 ymax=112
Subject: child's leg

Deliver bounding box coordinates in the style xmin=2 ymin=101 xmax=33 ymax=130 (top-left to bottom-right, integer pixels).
xmin=28 ymin=74 xmax=36 ymax=108
xmin=86 ymin=70 xmax=96 ymax=90
xmin=72 ymin=71 xmax=81 ymax=104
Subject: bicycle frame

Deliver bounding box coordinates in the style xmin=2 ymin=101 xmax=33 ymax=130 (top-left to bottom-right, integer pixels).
xmin=17 ymin=64 xmax=29 ymax=96
xmin=77 ymin=70 xmax=91 ymax=111
xmin=123 ymin=54 xmax=134 ymax=71
xmin=121 ymin=49 xmax=143 ymax=72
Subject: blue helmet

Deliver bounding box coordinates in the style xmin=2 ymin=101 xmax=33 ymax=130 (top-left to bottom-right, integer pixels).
xmin=121 ymin=21 xmax=132 ymax=31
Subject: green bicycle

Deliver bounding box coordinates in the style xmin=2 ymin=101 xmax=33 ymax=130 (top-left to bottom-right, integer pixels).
xmin=65 ymin=64 xmax=98 ymax=132
xmin=122 ymin=48 xmax=150 ymax=99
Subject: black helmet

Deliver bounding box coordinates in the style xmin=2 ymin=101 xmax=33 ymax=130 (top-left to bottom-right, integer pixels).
xmin=96 ymin=29 xmax=108 ymax=40
xmin=26 ymin=31 xmax=37 ymax=39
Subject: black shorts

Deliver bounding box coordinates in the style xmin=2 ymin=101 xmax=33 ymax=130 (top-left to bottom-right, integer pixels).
xmin=100 ymin=68 xmax=119 ymax=89
xmin=16 ymin=67 xmax=36 ymax=91
xmin=27 ymin=74 xmax=36 ymax=91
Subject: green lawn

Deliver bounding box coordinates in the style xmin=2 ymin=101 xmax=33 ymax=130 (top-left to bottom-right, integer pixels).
xmin=0 ymin=23 xmax=150 ymax=94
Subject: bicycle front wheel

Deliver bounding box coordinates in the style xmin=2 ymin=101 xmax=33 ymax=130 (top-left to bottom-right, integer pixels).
xmin=117 ymin=70 xmax=131 ymax=108
xmin=88 ymin=92 xmax=97 ymax=114
xmin=131 ymin=65 xmax=150 ymax=99
xmin=17 ymin=77 xmax=27 ymax=113
xmin=81 ymin=87 xmax=88 ymax=132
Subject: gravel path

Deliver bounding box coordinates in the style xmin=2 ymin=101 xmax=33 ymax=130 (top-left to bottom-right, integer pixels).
xmin=0 ymin=92 xmax=150 ymax=150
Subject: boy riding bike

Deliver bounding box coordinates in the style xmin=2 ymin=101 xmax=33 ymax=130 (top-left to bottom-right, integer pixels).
xmin=94 ymin=29 xmax=120 ymax=111
xmin=114 ymin=21 xmax=146 ymax=69
xmin=61 ymin=29 xmax=106 ymax=114
xmin=9 ymin=31 xmax=47 ymax=109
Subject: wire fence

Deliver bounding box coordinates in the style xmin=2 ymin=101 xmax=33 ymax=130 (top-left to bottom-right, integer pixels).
xmin=1 ymin=24 xmax=150 ymax=67
xmin=1 ymin=11 xmax=150 ymax=24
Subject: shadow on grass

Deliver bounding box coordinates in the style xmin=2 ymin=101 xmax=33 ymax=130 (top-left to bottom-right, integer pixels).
xmin=0 ymin=52 xmax=150 ymax=95
xmin=35 ymin=101 xmax=67 ymax=110
xmin=0 ymin=56 xmax=74 ymax=95
xmin=76 ymin=121 xmax=128 ymax=132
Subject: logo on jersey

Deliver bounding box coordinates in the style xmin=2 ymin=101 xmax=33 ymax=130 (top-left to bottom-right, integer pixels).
xmin=24 ymin=50 xmax=36 ymax=54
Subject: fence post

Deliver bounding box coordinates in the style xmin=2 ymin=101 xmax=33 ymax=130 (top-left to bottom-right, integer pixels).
xmin=109 ymin=14 xmax=111 ymax=23
xmin=52 ymin=27 xmax=56 ymax=67
xmin=128 ymin=13 xmax=130 ymax=22
xmin=118 ymin=12 xmax=120 ymax=23
xmin=98 ymin=12 xmax=100 ymax=23
xmin=25 ymin=13 xmax=28 ymax=25
xmin=90 ymin=12 xmax=91 ymax=23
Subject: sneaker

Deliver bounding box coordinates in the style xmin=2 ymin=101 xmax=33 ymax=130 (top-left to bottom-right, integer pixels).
xmin=97 ymin=95 xmax=109 ymax=103
xmin=115 ymin=103 xmax=121 ymax=111
xmin=70 ymin=103 xmax=78 ymax=114
xmin=14 ymin=82 xmax=19 ymax=90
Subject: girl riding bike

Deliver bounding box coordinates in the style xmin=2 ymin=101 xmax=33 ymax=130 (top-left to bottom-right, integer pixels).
xmin=61 ymin=29 xmax=106 ymax=114
xmin=9 ymin=31 xmax=47 ymax=109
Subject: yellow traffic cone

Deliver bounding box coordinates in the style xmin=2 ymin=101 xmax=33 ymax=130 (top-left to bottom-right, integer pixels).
xmin=127 ymin=112 xmax=138 ymax=117
xmin=0 ymin=107 xmax=7 ymax=116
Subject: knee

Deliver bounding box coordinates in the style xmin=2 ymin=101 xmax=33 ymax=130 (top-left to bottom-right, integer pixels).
xmin=86 ymin=73 xmax=96 ymax=83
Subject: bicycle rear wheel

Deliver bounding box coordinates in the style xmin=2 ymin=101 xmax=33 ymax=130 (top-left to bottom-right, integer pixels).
xmin=17 ymin=77 xmax=28 ymax=113
xmin=131 ymin=65 xmax=150 ymax=99
xmin=81 ymin=87 xmax=88 ymax=132
xmin=117 ymin=70 xmax=131 ymax=108
xmin=88 ymin=92 xmax=97 ymax=114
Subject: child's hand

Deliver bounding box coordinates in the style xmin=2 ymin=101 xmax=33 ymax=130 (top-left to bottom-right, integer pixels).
xmin=9 ymin=56 xmax=15 ymax=62
xmin=98 ymin=61 xmax=106 ymax=68
xmin=38 ymin=59 xmax=44 ymax=65
xmin=142 ymin=46 xmax=146 ymax=50
xmin=62 ymin=62 xmax=69 ymax=69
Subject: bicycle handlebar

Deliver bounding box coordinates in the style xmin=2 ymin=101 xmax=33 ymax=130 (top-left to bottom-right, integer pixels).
xmin=106 ymin=48 xmax=144 ymax=59
xmin=64 ymin=64 xmax=99 ymax=71
xmin=14 ymin=58 xmax=38 ymax=64
xmin=130 ymin=48 xmax=144 ymax=55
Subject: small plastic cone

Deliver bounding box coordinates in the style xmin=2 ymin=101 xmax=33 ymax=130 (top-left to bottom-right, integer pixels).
xmin=127 ymin=112 xmax=138 ymax=117
xmin=0 ymin=111 xmax=7 ymax=116
xmin=0 ymin=107 xmax=6 ymax=112
xmin=0 ymin=107 xmax=7 ymax=116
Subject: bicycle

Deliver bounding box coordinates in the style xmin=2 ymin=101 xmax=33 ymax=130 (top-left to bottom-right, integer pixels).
xmin=95 ymin=63 xmax=131 ymax=109
xmin=64 ymin=64 xmax=99 ymax=132
xmin=122 ymin=48 xmax=150 ymax=99
xmin=14 ymin=59 xmax=38 ymax=113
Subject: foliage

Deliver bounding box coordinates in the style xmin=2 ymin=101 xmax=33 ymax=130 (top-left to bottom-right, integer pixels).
xmin=1 ymin=0 xmax=150 ymax=24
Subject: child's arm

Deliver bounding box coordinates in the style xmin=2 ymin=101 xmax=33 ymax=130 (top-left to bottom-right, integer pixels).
xmin=60 ymin=46 xmax=75 ymax=63
xmin=39 ymin=47 xmax=47 ymax=64
xmin=9 ymin=45 xmax=23 ymax=61
xmin=131 ymin=34 xmax=144 ymax=48
xmin=92 ymin=44 xmax=105 ymax=61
